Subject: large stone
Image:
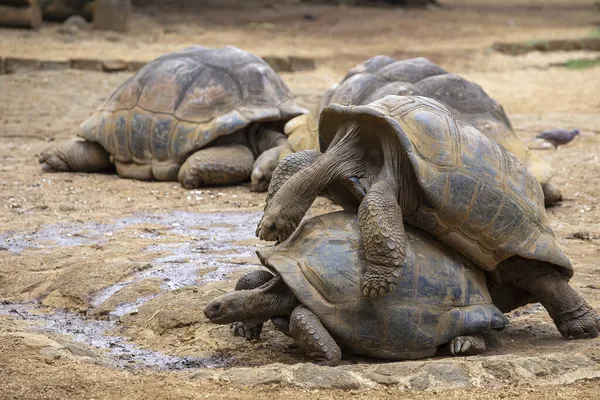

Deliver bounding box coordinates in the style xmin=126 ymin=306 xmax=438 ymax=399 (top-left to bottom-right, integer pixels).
xmin=214 ymin=364 xmax=291 ymax=387
xmin=291 ymin=363 xmax=362 ymax=389
xmin=70 ymin=58 xmax=104 ymax=71
xmin=40 ymin=60 xmax=70 ymax=71
xmin=423 ymin=362 xmax=471 ymax=389
xmin=5 ymin=57 xmax=41 ymax=73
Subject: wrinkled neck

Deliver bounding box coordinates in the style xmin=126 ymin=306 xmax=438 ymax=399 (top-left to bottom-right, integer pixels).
xmin=243 ymin=288 xmax=299 ymax=324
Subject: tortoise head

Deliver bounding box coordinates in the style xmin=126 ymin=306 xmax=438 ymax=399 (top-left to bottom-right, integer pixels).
xmin=204 ymin=275 xmax=299 ymax=325
xmin=204 ymin=291 xmax=247 ymax=324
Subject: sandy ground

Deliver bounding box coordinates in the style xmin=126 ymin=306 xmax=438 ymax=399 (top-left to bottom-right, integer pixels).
xmin=1 ymin=0 xmax=600 ymax=398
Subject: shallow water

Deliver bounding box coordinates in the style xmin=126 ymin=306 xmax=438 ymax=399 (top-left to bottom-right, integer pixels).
xmin=0 ymin=302 xmax=234 ymax=370
xmin=0 ymin=211 xmax=264 ymax=369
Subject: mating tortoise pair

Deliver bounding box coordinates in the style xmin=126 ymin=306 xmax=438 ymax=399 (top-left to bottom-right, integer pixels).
xmin=256 ymin=95 xmax=600 ymax=348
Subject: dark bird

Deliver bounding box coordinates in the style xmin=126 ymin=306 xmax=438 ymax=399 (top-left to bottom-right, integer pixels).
xmin=536 ymin=128 xmax=580 ymax=148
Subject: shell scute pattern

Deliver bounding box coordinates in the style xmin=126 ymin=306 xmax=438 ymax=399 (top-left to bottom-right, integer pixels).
xmin=319 ymin=95 xmax=571 ymax=274
xmin=150 ymin=114 xmax=175 ymax=161
xmin=76 ymin=46 xmax=305 ymax=167
xmin=312 ymin=56 xmax=554 ymax=187
xmin=260 ymin=212 xmax=507 ymax=357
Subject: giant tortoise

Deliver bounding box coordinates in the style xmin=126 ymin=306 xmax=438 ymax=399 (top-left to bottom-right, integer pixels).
xmin=284 ymin=56 xmax=561 ymax=206
xmin=206 ymin=211 xmax=507 ymax=366
xmin=257 ymin=95 xmax=600 ymax=340
xmin=39 ymin=46 xmax=307 ymax=191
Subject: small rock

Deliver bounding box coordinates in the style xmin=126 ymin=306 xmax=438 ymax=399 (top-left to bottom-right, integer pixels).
xmin=60 ymin=15 xmax=91 ymax=34
xmin=568 ymin=231 xmax=595 ymax=241
xmin=102 ymin=59 xmax=128 ymax=72
xmin=104 ymin=32 xmax=123 ymax=42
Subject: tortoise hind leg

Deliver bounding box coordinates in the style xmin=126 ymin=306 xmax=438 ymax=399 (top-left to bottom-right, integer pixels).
xmin=178 ymin=144 xmax=254 ymax=189
xmin=290 ymin=305 xmax=341 ymax=366
xmin=542 ymin=182 xmax=563 ymax=207
xmin=230 ymin=270 xmax=275 ymax=341
xmin=498 ymin=258 xmax=600 ymax=339
xmin=444 ymin=334 xmax=486 ymax=356
xmin=39 ymin=140 xmax=112 ymax=173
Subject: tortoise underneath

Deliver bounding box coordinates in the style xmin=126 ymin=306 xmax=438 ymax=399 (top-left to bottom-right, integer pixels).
xmin=38 ymin=46 xmax=306 ymax=191
xmin=205 ymin=212 xmax=507 ymax=366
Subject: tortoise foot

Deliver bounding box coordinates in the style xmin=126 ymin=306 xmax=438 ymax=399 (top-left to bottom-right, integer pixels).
xmin=39 ymin=147 xmax=70 ymax=172
xmin=230 ymin=321 xmax=262 ymax=341
xmin=449 ymin=335 xmax=486 ymax=356
xmin=361 ymin=266 xmax=400 ymax=298
xmin=256 ymin=206 xmax=300 ymax=242
xmin=543 ymin=182 xmax=563 ymax=207
xmin=557 ymin=304 xmax=600 ymax=339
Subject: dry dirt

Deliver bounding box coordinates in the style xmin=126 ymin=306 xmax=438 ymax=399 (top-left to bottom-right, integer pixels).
xmin=1 ymin=0 xmax=600 ymax=398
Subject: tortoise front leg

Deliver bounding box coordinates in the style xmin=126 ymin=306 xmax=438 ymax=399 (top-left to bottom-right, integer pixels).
xmin=290 ymin=305 xmax=341 ymax=366
xmin=265 ymin=150 xmax=322 ymax=206
xmin=257 ymin=127 xmax=364 ymax=242
xmin=255 ymin=150 xmax=322 ymax=236
xmin=358 ymin=179 xmax=406 ymax=297
xmin=39 ymin=140 xmax=112 ymax=173
xmin=230 ymin=270 xmax=275 ymax=341
xmin=178 ymin=144 xmax=254 ymax=189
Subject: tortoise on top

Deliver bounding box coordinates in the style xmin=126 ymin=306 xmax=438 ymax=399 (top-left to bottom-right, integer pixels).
xmin=207 ymin=211 xmax=507 ymax=366
xmin=39 ymin=46 xmax=307 ymax=191
xmin=257 ymin=95 xmax=600 ymax=340
xmin=284 ymin=56 xmax=561 ymax=206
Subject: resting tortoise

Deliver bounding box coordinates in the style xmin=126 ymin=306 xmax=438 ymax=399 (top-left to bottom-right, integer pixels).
xmin=39 ymin=46 xmax=307 ymax=191
xmin=257 ymin=95 xmax=600 ymax=339
xmin=284 ymin=56 xmax=561 ymax=206
xmin=206 ymin=211 xmax=507 ymax=366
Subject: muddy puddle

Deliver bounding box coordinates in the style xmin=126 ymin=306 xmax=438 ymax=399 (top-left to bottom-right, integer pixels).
xmin=0 ymin=301 xmax=234 ymax=370
xmin=0 ymin=211 xmax=267 ymax=370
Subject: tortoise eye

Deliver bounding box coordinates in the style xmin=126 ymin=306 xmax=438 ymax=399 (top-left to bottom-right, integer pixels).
xmin=212 ymin=303 xmax=221 ymax=312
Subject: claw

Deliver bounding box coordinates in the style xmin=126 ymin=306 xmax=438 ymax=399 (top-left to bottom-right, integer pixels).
xmin=453 ymin=339 xmax=461 ymax=355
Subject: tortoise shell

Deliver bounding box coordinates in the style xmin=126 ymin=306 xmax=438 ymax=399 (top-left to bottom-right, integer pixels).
xmin=257 ymin=211 xmax=507 ymax=360
xmin=77 ymin=46 xmax=306 ymax=165
xmin=318 ymin=95 xmax=572 ymax=277
xmin=295 ymin=56 xmax=552 ymax=186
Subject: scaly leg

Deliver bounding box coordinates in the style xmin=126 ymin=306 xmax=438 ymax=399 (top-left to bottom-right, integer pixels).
xmin=358 ymin=179 xmax=406 ymax=297
xmin=39 ymin=140 xmax=112 ymax=173
xmin=290 ymin=305 xmax=341 ymax=366
xmin=498 ymin=259 xmax=600 ymax=339
xmin=178 ymin=144 xmax=254 ymax=189
xmin=446 ymin=334 xmax=486 ymax=356
xmin=257 ymin=125 xmax=365 ymax=242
